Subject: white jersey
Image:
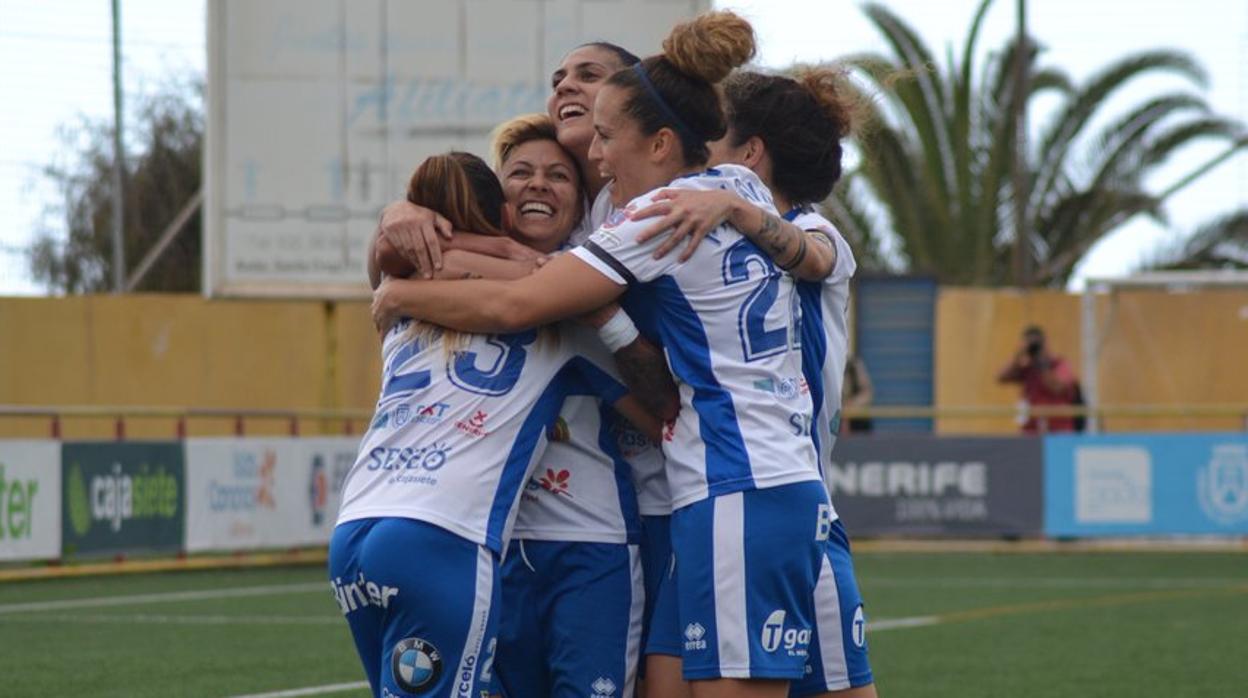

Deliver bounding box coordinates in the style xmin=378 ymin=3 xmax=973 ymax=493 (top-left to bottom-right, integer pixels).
xmin=789 ymin=208 xmax=857 ymax=522
xmin=571 ymin=165 xmax=822 ymax=510
xmin=563 ymin=183 xmax=672 ymax=517
xmin=336 ymin=320 xmax=626 ymax=553
xmin=511 ymin=325 xmax=643 ymax=543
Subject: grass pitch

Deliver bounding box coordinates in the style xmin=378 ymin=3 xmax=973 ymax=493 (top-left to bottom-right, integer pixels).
xmin=0 ymin=551 xmax=1244 ymax=697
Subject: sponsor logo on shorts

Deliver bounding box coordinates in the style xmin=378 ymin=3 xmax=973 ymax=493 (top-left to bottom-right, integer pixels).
xmin=852 ymin=605 xmax=867 ymax=648
xmin=760 ymin=609 xmax=810 ymax=657
xmin=591 ymin=676 xmax=617 ymax=697
xmin=815 ymin=503 xmax=832 ymax=541
xmin=683 ymin=622 xmax=707 ymax=651
xmin=331 ymin=572 xmax=399 ymax=615
xmin=391 ymin=637 xmax=442 ymax=693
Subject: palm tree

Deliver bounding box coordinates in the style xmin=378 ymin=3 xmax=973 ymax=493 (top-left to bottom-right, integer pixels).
xmin=822 ymin=0 xmax=1248 ymax=286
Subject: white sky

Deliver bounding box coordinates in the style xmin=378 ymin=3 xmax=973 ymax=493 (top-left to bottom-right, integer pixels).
xmin=1 ymin=0 xmax=1245 ymax=295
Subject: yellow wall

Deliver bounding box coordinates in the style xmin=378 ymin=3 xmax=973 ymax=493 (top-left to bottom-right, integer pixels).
xmin=2 ymin=288 xmax=1244 ymax=439
xmin=935 ymin=287 xmax=1248 ymax=434
xmin=0 ymin=295 xmax=382 ymax=439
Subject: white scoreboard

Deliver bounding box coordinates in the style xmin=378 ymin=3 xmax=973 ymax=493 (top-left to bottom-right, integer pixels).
xmin=204 ymin=0 xmax=708 ymax=298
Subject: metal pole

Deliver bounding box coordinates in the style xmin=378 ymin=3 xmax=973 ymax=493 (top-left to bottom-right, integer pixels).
xmin=1011 ymin=0 xmax=1030 ymax=286
xmin=111 ymin=0 xmax=126 ymax=293
xmin=1081 ymin=281 xmax=1100 ymax=434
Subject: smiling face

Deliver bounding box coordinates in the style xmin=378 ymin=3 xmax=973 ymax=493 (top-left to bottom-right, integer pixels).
xmin=589 ymin=83 xmax=670 ymax=207
xmin=500 ymin=139 xmax=582 ymax=253
xmin=547 ymin=46 xmax=630 ymax=160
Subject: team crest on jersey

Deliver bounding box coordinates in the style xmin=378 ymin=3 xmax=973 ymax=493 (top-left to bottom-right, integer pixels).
xmin=455 ymin=410 xmax=489 ymax=438
xmin=391 ymin=637 xmax=442 ymax=693
xmin=539 ymin=468 xmax=573 ymax=497
xmin=547 ymin=417 xmax=570 ymax=443
xmin=662 ymin=420 xmax=676 ymax=443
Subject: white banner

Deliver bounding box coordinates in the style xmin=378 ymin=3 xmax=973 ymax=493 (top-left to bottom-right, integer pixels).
xmin=185 ymin=437 xmax=358 ymax=552
xmin=0 ymin=440 xmax=61 ymax=561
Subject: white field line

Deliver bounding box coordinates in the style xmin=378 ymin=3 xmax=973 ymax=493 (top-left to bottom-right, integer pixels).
xmin=0 ymin=582 xmax=327 ymax=615
xmin=226 ymin=681 xmax=370 ymax=698
xmin=868 ymin=615 xmax=941 ymax=631
xmin=0 ymin=612 xmax=341 ymax=626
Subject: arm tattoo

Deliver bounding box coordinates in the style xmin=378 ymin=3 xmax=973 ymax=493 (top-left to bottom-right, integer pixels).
xmin=613 ymin=336 xmax=680 ymax=421
xmin=756 ymin=212 xmax=789 ymax=257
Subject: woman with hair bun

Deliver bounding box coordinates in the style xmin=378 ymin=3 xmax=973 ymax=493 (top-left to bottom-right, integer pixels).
xmin=641 ymin=66 xmax=878 ymax=698
xmin=372 ymin=11 xmax=846 ymax=697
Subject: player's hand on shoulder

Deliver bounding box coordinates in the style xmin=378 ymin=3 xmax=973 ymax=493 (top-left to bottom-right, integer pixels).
xmin=378 ymin=199 xmax=453 ymax=279
xmin=633 ymin=188 xmax=737 ymax=262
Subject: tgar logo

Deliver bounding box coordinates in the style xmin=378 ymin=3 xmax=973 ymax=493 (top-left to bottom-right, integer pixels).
xmin=760 ymin=609 xmax=811 ymax=656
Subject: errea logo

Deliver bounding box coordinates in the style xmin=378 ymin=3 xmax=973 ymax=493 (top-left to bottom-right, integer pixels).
xmin=683 ymin=622 xmax=707 ymax=650
xmin=591 ymin=677 xmax=617 ymax=697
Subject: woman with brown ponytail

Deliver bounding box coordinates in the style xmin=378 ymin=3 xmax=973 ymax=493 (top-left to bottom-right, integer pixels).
xmin=371 ymin=11 xmax=848 ymax=698
xmin=331 ymin=152 xmax=654 ymax=698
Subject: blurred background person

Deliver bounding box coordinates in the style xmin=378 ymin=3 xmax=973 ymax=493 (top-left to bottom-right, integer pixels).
xmin=843 ymin=355 xmax=874 ymax=435
xmin=997 ymin=325 xmax=1079 ymax=434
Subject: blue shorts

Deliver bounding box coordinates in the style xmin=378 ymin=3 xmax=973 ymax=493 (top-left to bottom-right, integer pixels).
xmin=789 ymin=519 xmax=874 ymax=695
xmin=329 ymin=518 xmax=500 ymax=698
xmin=667 ymin=480 xmax=849 ymax=682
xmin=496 ymin=539 xmax=643 ymax=698
xmin=639 ymin=515 xmax=680 ymax=660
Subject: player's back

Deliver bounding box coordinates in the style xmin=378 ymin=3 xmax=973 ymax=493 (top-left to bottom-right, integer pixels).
xmin=789 ymin=208 xmax=857 ymax=516
xmin=337 ymin=320 xmax=621 ymax=552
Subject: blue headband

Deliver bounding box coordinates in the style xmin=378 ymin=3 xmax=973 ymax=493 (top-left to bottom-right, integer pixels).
xmin=632 ymin=63 xmax=701 ymax=145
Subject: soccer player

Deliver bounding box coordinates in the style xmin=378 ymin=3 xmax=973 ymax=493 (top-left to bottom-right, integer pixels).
xmin=630 ymin=68 xmax=878 ymax=697
xmin=330 ymin=151 xmax=655 ymax=698
xmin=370 ymin=11 xmax=841 ymax=698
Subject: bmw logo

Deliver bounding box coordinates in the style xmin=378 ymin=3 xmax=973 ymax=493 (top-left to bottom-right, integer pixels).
xmin=391 ymin=637 xmax=442 ymax=693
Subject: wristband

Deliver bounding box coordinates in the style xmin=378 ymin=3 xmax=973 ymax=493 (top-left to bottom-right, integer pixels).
xmin=597 ymin=308 xmax=641 ymax=353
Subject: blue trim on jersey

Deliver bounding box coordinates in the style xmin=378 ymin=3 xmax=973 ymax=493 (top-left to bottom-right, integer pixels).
xmin=599 ymin=405 xmax=643 ymax=544
xmin=782 ymin=205 xmax=813 ymax=222
xmin=651 ymin=275 xmax=755 ymax=494
xmin=483 ymin=357 xmax=627 ymax=551
xmin=798 ymin=282 xmax=827 ymax=463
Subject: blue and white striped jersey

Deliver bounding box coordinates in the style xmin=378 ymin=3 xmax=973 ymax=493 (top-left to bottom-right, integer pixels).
xmin=788 ymin=208 xmax=857 ymax=522
xmin=511 ymin=324 xmax=642 ymax=544
xmin=336 ymin=321 xmax=626 ymax=553
xmin=571 ymin=165 xmax=822 ymax=509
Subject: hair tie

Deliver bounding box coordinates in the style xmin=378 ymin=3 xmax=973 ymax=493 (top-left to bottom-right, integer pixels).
xmin=632 ymin=63 xmax=701 ymax=144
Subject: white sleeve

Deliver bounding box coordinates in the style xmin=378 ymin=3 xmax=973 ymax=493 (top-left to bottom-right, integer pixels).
xmin=568 ymin=201 xmax=681 ymax=286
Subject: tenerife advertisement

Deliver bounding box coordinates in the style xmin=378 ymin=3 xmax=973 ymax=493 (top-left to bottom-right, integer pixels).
xmin=60 ymin=442 xmax=185 ymax=557
xmin=1045 ymin=433 xmax=1248 ymax=536
xmin=826 ymin=436 xmax=1044 ymax=536
xmin=0 ymin=440 xmax=61 ymax=562
xmin=185 ymin=437 xmax=356 ymax=552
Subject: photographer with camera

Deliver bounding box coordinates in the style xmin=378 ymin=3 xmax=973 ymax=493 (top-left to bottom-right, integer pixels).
xmin=997 ymin=325 xmax=1081 ymax=434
